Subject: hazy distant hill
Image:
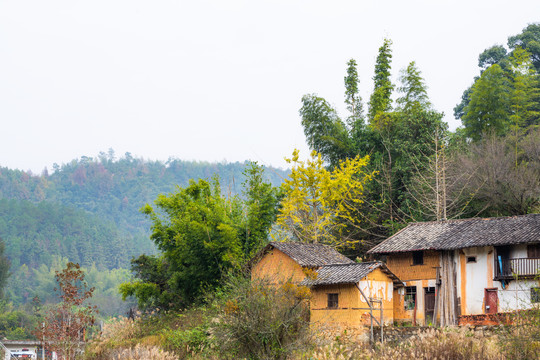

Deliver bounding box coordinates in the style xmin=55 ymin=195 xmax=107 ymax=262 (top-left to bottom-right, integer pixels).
xmin=0 ymin=152 xmax=289 ymax=274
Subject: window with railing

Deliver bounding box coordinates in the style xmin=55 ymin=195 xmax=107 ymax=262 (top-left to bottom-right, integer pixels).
xmin=494 ymin=258 xmax=540 ymax=279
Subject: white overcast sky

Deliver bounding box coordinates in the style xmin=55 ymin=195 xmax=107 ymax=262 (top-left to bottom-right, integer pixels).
xmin=1 ymin=0 xmax=539 ymax=173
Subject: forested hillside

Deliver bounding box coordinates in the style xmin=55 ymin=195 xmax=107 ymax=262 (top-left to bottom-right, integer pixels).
xmin=0 ymin=154 xmax=288 ymax=310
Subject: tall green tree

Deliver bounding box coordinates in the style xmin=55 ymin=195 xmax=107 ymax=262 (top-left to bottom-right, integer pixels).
xmin=368 ymin=38 xmax=394 ymax=125
xmin=396 ymin=61 xmax=430 ymax=111
xmin=241 ymin=163 xmax=281 ymax=258
xmin=344 ymin=58 xmax=364 ymax=128
xmin=509 ymin=47 xmax=540 ymax=130
xmin=462 ymin=64 xmax=511 ymax=141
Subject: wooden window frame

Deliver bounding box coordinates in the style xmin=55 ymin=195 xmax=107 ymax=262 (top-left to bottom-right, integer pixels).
xmin=404 ymin=286 xmax=417 ymax=310
xmin=327 ymin=293 xmax=339 ymax=309
xmin=527 ymin=244 xmax=540 ymax=259
xmin=412 ymin=251 xmax=424 ymax=266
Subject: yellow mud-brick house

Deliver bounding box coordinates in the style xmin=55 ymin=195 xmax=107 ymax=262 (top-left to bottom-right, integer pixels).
xmin=250 ymin=242 xmax=403 ymax=328
xmin=251 ymin=242 xmax=354 ymax=284
xmin=301 ymin=262 xmax=403 ymax=327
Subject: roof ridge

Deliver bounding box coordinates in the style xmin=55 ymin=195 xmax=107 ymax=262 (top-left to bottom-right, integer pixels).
xmin=408 ymin=213 xmax=540 ymax=226
xmin=320 ymin=261 xmax=381 ymax=267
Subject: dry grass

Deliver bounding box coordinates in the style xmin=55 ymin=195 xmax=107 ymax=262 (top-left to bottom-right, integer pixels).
xmin=84 ymin=316 xmax=174 ymax=359
xmin=106 ymin=344 xmax=177 ymax=360
xmin=298 ymin=328 xmax=504 ymax=360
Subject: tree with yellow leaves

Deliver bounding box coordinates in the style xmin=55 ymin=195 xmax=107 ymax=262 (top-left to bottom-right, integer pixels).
xmin=275 ymin=150 xmax=373 ymax=248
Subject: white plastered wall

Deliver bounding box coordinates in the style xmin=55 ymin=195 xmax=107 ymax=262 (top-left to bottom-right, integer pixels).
xmin=456 ymin=245 xmax=539 ymax=315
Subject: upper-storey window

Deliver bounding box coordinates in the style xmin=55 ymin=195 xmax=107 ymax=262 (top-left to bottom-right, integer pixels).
xmin=412 ymin=251 xmax=424 ymax=265
xmin=527 ymin=244 xmax=540 ymax=258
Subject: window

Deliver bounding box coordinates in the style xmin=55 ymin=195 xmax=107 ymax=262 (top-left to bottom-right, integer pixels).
xmin=527 ymin=244 xmax=540 ymax=259
xmin=531 ymin=288 xmax=540 ymax=303
xmin=412 ymin=251 xmax=424 ymax=265
xmin=466 ymin=256 xmax=477 ymax=263
xmin=404 ymin=286 xmax=417 ymax=310
xmin=327 ymin=293 xmax=338 ymax=309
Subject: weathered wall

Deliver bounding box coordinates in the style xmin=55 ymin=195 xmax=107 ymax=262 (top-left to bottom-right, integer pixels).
xmin=455 ymin=245 xmax=539 ymax=315
xmin=251 ymin=248 xmax=305 ymax=284
xmin=358 ymin=268 xmax=394 ymax=325
xmin=310 ymin=268 xmax=394 ymax=327
xmin=393 ymin=279 xmax=436 ymax=325
xmin=456 ymin=246 xmax=493 ymax=315
xmin=386 ymin=250 xmax=439 ymax=281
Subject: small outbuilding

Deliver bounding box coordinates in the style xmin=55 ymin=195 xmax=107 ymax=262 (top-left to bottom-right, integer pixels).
xmin=301 ymin=262 xmax=403 ymax=327
xmin=250 ymin=242 xmax=403 ymax=330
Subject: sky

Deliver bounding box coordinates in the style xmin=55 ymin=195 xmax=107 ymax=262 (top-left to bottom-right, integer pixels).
xmin=1 ymin=0 xmax=539 ymax=173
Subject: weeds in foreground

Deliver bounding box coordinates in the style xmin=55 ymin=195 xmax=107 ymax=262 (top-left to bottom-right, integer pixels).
xmin=104 ymin=344 xmax=177 ymax=360
xmin=299 ymin=328 xmax=503 ymax=360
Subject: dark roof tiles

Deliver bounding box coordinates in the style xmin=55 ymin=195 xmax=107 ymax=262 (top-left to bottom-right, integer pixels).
xmin=368 ymin=214 xmax=540 ymax=254
xmin=269 ymin=242 xmax=354 ymax=267
xmin=300 ymin=261 xmax=403 ymax=287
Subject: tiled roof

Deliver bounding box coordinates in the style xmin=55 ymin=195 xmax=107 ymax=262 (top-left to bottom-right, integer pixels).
xmin=300 ymin=261 xmax=402 ymax=286
xmin=266 ymin=242 xmax=354 ymax=267
xmin=368 ymin=214 xmax=540 ymax=254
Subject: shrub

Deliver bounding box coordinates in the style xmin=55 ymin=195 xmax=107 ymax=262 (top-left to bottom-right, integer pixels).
xmin=498 ymin=307 xmax=540 ymax=359
xmin=213 ymin=276 xmax=311 ymax=360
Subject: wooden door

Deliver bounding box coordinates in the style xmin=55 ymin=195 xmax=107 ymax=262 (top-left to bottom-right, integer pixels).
xmin=424 ymin=287 xmax=436 ymax=325
xmin=485 ymin=288 xmax=498 ymax=314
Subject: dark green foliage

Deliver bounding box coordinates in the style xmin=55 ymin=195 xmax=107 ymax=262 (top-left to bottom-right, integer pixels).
xmin=508 ymin=23 xmax=540 ymax=71
xmin=0 ymin=199 xmax=133 ymax=271
xmin=478 ymin=45 xmax=508 ymax=69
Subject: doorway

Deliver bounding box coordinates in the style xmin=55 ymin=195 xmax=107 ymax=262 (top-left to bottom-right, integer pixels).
xmin=485 ymin=288 xmax=498 ymax=314
xmin=424 ymin=287 xmax=436 ymax=325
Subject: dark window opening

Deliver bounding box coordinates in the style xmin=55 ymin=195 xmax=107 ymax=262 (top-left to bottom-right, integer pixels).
xmin=412 ymin=251 xmax=424 ymax=265
xmin=466 ymin=256 xmax=477 ymax=263
xmin=327 ymin=293 xmax=338 ymax=309
xmin=527 ymin=244 xmax=540 ymax=259
xmin=404 ymin=286 xmax=417 ymax=310
xmin=531 ymin=288 xmax=540 ymax=303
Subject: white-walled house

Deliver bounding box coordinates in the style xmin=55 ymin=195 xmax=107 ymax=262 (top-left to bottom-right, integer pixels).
xmin=368 ymin=214 xmax=540 ymax=325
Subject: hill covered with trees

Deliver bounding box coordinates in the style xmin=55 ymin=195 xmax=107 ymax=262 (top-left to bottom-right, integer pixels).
xmin=0 ymin=154 xmax=288 ymax=310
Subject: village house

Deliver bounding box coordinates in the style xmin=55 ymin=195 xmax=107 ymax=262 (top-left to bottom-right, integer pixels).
xmin=251 ymin=242 xmax=402 ymax=328
xmin=368 ymin=214 xmax=540 ymax=326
